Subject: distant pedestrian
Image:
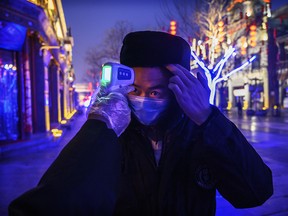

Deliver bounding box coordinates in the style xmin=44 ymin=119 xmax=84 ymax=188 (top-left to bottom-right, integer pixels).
xmin=236 ymin=99 xmax=243 ymax=117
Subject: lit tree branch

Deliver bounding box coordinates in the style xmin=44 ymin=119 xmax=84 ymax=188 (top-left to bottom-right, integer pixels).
xmin=190 ymin=49 xmax=212 ymax=89
xmin=191 ymin=48 xmax=256 ymax=104
xmin=216 ymin=55 xmax=257 ymax=83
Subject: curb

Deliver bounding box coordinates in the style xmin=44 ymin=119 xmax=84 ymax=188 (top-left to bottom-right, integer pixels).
xmin=0 ymin=133 xmax=64 ymax=159
xmin=0 ymin=112 xmax=81 ymax=159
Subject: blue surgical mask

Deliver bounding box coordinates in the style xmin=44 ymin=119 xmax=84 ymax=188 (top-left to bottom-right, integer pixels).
xmin=128 ymin=95 xmax=170 ymax=126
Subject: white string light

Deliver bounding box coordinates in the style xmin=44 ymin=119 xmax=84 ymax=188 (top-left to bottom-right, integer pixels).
xmin=191 ymin=47 xmax=256 ymax=105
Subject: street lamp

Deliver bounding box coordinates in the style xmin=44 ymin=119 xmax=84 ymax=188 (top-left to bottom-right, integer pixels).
xmin=169 ymin=20 xmax=177 ymax=35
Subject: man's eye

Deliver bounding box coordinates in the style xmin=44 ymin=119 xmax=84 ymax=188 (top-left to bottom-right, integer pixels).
xmin=129 ymin=88 xmax=139 ymax=95
xmin=150 ymin=91 xmax=159 ymax=96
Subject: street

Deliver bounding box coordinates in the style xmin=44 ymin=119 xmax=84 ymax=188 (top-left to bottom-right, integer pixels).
xmin=1 ymin=111 xmax=288 ymax=216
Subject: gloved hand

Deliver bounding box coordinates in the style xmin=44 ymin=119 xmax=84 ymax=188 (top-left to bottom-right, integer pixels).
xmin=87 ymin=85 xmax=134 ymax=137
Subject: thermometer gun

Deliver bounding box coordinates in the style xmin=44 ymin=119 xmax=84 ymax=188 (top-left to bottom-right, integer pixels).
xmin=101 ymin=62 xmax=135 ymax=92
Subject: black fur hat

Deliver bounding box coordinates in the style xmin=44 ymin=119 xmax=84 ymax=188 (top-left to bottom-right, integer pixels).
xmin=120 ymin=31 xmax=191 ymax=71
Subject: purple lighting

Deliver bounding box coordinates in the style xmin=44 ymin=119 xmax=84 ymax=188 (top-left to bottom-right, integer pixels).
xmin=0 ymin=21 xmax=26 ymax=51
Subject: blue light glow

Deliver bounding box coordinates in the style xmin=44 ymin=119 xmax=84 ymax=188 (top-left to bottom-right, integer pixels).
xmin=4 ymin=64 xmax=9 ymax=70
xmin=191 ymin=50 xmax=212 ymax=89
xmin=0 ymin=59 xmax=19 ymax=140
xmin=0 ymin=21 xmax=26 ymax=51
xmin=191 ymin=47 xmax=256 ymax=105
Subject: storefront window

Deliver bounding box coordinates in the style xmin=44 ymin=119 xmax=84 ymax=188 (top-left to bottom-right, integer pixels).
xmin=0 ymin=49 xmax=19 ymax=141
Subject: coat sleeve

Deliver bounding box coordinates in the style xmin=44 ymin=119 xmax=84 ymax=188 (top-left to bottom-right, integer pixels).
xmin=9 ymin=119 xmax=121 ymax=216
xmin=200 ymin=107 xmax=273 ymax=208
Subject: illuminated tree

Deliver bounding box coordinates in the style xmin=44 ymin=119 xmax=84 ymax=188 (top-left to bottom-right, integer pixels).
xmin=158 ymin=0 xmax=258 ymax=105
xmin=158 ymin=0 xmax=229 ymax=67
xmin=191 ymin=46 xmax=256 ymax=104
xmin=195 ymin=0 xmax=229 ymax=67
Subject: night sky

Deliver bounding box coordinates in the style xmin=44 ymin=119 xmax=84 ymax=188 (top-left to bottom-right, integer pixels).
xmin=61 ymin=0 xmax=288 ymax=83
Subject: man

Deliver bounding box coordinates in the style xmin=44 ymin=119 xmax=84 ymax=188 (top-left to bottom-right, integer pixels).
xmin=9 ymin=31 xmax=273 ymax=216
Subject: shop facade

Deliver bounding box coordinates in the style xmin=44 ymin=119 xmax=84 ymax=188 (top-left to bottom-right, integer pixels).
xmin=272 ymin=5 xmax=288 ymax=109
xmin=0 ymin=0 xmax=75 ymax=144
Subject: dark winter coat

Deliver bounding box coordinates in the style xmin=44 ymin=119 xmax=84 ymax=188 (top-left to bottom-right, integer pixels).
xmin=9 ymin=107 xmax=273 ymax=216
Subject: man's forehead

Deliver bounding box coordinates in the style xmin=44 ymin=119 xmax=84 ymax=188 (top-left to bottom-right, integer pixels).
xmin=134 ymin=70 xmax=169 ymax=86
xmin=133 ymin=83 xmax=167 ymax=90
xmin=133 ymin=67 xmax=171 ymax=78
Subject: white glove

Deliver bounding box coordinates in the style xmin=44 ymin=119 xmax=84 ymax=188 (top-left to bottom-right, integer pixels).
xmin=87 ymin=86 xmax=134 ymax=137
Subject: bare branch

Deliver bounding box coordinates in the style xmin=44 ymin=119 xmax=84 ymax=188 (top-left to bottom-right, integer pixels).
xmin=84 ymin=21 xmax=133 ymax=85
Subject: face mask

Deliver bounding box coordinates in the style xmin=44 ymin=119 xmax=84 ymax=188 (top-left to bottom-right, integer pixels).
xmin=128 ymin=95 xmax=170 ymax=126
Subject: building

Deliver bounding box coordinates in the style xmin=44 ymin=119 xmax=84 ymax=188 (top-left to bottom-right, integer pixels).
xmin=0 ymin=0 xmax=76 ymax=144
xmin=189 ymin=0 xmax=288 ymax=115
xmin=224 ymin=0 xmax=272 ymax=114
xmin=270 ymin=4 xmax=288 ymax=109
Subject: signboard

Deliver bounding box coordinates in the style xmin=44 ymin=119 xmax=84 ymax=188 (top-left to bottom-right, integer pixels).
xmin=0 ymin=21 xmax=26 ymax=51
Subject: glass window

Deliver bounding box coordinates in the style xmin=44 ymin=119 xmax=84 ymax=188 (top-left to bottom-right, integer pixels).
xmin=0 ymin=49 xmax=19 ymax=141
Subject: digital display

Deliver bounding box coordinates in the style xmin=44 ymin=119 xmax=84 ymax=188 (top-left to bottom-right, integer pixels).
xmin=117 ymin=67 xmax=132 ymax=80
xmin=102 ymin=65 xmax=112 ymax=84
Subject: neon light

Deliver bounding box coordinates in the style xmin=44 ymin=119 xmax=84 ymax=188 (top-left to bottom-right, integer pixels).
xmin=213 ymin=46 xmax=234 ymax=73
xmin=51 ymin=128 xmax=63 ymax=138
xmin=210 ymin=55 xmax=256 ymax=104
xmin=191 ymin=50 xmax=212 ymax=88
xmin=213 ymin=46 xmax=235 ymax=81
xmin=249 ymin=55 xmax=256 ymax=63
xmin=61 ymin=120 xmax=67 ymax=124
xmin=191 ymin=46 xmax=256 ymax=105
xmin=216 ymin=56 xmax=256 ymax=83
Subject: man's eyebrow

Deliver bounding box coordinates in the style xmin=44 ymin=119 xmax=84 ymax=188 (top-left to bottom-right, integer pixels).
xmin=133 ymin=84 xmax=167 ymax=90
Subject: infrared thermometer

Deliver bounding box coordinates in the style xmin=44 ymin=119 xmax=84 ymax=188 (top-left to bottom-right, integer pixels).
xmin=101 ymin=62 xmax=135 ymax=92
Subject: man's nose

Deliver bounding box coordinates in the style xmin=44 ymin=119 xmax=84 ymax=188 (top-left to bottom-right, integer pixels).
xmin=139 ymin=92 xmax=147 ymax=97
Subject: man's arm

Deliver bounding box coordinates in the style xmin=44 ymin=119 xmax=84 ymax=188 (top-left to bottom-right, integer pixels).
xmin=201 ymin=108 xmax=273 ymax=208
xmin=9 ymin=119 xmax=121 ymax=216
xmin=166 ymin=63 xmax=273 ymax=207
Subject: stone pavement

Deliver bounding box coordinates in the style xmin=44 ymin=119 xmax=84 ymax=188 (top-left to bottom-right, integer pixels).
xmin=0 ymin=109 xmax=288 ymax=216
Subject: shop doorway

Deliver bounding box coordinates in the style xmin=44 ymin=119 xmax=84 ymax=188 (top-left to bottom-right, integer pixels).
xmin=0 ymin=49 xmax=19 ymax=141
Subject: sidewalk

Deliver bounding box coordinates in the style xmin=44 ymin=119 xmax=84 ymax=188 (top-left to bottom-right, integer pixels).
xmin=0 ymin=133 xmax=54 ymax=158
xmin=0 ymin=112 xmax=80 ymax=159
xmin=223 ymin=108 xmax=288 ymax=134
